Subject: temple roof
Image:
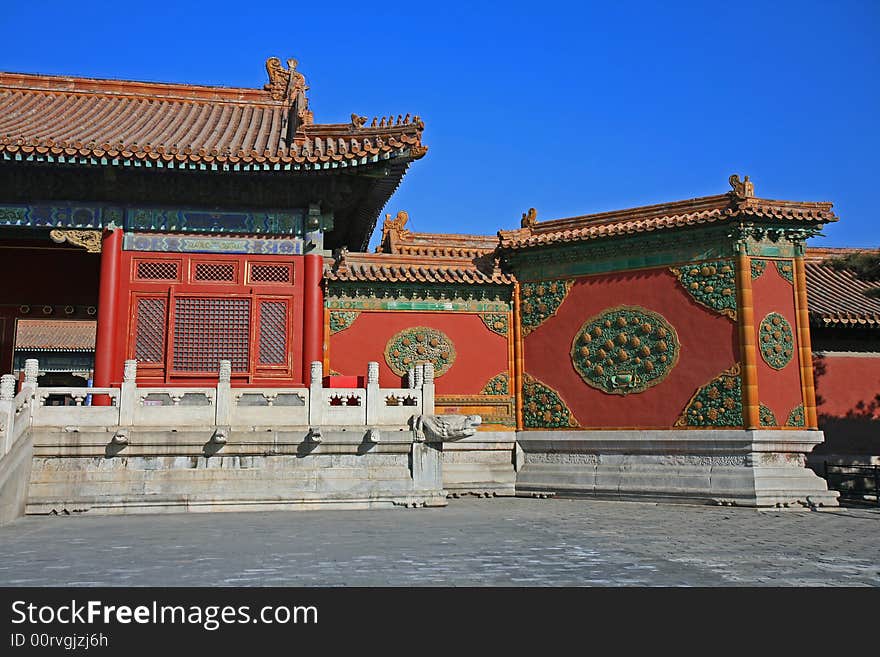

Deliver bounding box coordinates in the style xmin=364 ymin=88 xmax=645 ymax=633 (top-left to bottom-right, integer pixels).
xmin=376 ymin=210 xmax=499 ymax=258
xmin=498 ymin=176 xmax=836 ymax=251
xmin=0 ymin=61 xmax=426 ymax=170
xmin=14 ymin=320 xmax=96 ymax=351
xmin=805 ymin=247 xmax=880 ymax=329
xmin=328 ymin=211 xmax=512 ymax=285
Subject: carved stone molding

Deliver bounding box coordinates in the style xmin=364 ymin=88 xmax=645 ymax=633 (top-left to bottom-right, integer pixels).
xmin=49 ymin=229 xmax=102 ymax=253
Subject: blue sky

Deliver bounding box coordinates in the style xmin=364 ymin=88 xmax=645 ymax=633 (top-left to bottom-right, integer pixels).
xmin=2 ymin=1 xmax=878 ymax=249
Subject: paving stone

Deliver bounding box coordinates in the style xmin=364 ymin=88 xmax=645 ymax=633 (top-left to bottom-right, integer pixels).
xmin=0 ymin=498 xmax=877 ymax=586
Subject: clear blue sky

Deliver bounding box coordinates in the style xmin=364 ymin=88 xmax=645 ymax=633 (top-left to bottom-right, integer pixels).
xmin=2 ymin=1 xmax=878 ymax=249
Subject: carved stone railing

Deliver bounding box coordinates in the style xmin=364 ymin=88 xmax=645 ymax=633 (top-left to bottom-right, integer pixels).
xmin=3 ymin=359 xmax=435 ymax=439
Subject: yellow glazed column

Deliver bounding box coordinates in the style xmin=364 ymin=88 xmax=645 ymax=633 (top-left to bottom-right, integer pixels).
xmin=735 ymin=252 xmax=760 ymax=429
xmin=513 ymin=281 xmax=524 ymax=431
xmin=794 ymin=257 xmax=819 ymax=428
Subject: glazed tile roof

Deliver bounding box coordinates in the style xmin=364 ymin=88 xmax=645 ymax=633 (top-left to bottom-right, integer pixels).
xmin=328 ymin=251 xmax=513 ymax=285
xmin=805 ymin=248 xmax=880 ymax=328
xmin=327 ymin=211 xmax=511 ymax=285
xmin=376 ymin=210 xmax=500 ymax=259
xmin=498 ymin=181 xmax=836 ymax=251
xmin=14 ymin=320 xmax=96 ymax=351
xmin=0 ymin=60 xmax=426 ymax=171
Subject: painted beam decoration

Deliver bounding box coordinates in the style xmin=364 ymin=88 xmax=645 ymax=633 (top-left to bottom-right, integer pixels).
xmin=675 ymin=363 xmax=743 ymax=428
xmin=758 ymin=312 xmax=794 ymax=370
xmin=670 ymin=260 xmax=737 ymax=319
xmin=522 ymin=374 xmax=577 ymax=428
xmin=570 ymin=306 xmax=680 ymax=395
xmin=520 ymin=280 xmax=572 ymax=335
xmin=384 ymin=327 xmax=456 ymax=377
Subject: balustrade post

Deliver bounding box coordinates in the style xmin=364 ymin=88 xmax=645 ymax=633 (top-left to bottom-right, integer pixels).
xmin=215 ymin=360 xmax=232 ymax=427
xmin=119 ymin=360 xmax=138 ymax=426
xmin=365 ymin=361 xmax=380 ymax=426
xmin=308 ymin=361 xmax=324 ymax=426
xmin=422 ymin=362 xmax=435 ymax=415
xmin=0 ymin=374 xmax=15 ymax=454
xmin=23 ymin=359 xmax=39 ymax=396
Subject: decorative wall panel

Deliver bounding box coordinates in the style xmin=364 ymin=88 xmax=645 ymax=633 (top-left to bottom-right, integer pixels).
xmin=570 ymin=306 xmax=680 ymax=395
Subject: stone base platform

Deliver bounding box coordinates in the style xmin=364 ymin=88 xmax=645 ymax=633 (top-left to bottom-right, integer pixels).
xmin=442 ymin=431 xmax=517 ymax=497
xmin=26 ymin=426 xmax=448 ymax=515
xmin=515 ymin=430 xmax=840 ymax=508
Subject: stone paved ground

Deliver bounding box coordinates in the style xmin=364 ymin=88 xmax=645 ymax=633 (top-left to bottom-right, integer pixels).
xmin=0 ymin=498 xmax=878 ymax=586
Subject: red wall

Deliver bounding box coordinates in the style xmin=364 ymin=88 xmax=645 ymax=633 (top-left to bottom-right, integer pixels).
xmin=523 ymin=268 xmax=739 ymax=428
xmin=813 ymin=354 xmax=880 ymax=419
xmin=329 ymin=311 xmax=509 ymax=395
xmin=751 ymin=260 xmax=804 ymax=425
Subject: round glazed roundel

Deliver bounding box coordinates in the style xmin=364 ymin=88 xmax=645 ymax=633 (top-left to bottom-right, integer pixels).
xmin=570 ymin=306 xmax=680 ymax=395
xmin=384 ymin=327 xmax=456 ymax=377
xmin=759 ymin=312 xmax=794 ymax=370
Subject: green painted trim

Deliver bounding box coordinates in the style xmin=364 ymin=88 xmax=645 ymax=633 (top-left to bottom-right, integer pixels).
xmin=326 ymin=282 xmax=512 ymax=312
xmin=507 ymin=223 xmax=821 ymax=281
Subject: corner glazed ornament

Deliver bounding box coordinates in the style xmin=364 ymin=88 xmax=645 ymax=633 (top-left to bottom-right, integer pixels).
xmin=570 ymin=306 xmax=680 ymax=395
xmin=384 ymin=327 xmax=456 ymax=377
xmin=758 ymin=312 xmax=794 ymax=370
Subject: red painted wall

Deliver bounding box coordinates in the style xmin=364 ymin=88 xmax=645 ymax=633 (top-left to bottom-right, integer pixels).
xmin=523 ymin=268 xmax=739 ymax=428
xmin=813 ymin=353 xmax=880 ymax=419
xmin=115 ymin=252 xmax=304 ymax=387
xmin=751 ymin=260 xmax=804 ymax=425
xmin=329 ymin=311 xmax=509 ymax=395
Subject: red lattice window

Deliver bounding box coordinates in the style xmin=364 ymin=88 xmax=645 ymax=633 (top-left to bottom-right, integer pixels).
xmin=134 ymin=298 xmax=167 ymax=363
xmin=173 ymin=297 xmax=250 ymax=372
xmin=137 ymin=261 xmax=179 ymax=281
xmin=250 ymin=264 xmax=292 ymax=284
xmin=258 ymin=301 xmax=288 ymax=365
xmin=193 ymin=262 xmax=236 ymax=282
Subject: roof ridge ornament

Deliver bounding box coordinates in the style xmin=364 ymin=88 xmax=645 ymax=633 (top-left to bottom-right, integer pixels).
xmin=264 ymin=57 xmax=308 ymax=102
xmin=521 ymin=207 xmax=537 ymax=228
xmin=729 ymin=174 xmax=755 ymax=198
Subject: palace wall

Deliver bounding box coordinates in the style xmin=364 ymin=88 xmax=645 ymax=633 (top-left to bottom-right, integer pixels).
xmin=750 ymin=258 xmax=806 ymax=427
xmin=811 ymin=351 xmax=880 ymax=462
xmin=521 ymin=266 xmax=739 ymax=429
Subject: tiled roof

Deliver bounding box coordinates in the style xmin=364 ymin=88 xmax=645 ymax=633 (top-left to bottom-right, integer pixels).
xmin=498 ymin=183 xmax=836 ymax=251
xmin=805 ymin=248 xmax=880 ymax=328
xmin=0 ymin=60 xmax=426 ymax=171
xmin=327 ymin=250 xmax=513 ymax=285
xmin=376 ymin=211 xmax=499 ymax=259
xmin=14 ymin=320 xmax=96 ymax=351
